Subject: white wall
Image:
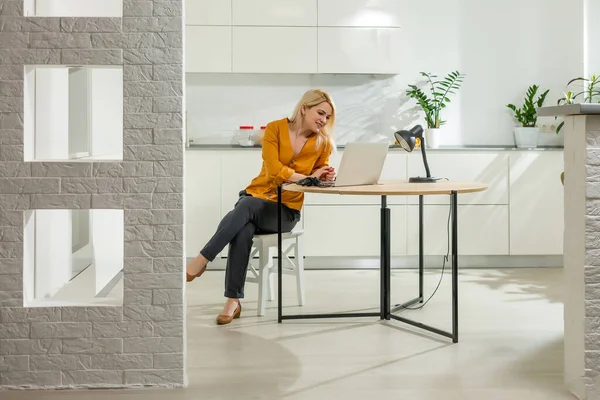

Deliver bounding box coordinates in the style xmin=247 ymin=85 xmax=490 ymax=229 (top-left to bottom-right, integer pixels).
xmin=24 ymin=66 xmax=123 ymax=162
xmin=585 ymin=0 xmax=600 ymax=76
xmin=90 ymin=68 xmax=123 ymax=159
xmin=92 ymin=210 xmax=124 ymax=296
xmin=23 ymin=211 xmax=36 ymax=305
xmin=186 ymin=0 xmax=584 ymax=146
xmin=68 ymin=68 xmax=91 ymax=158
xmin=34 ymin=68 xmax=70 ymax=161
xmin=32 ymin=211 xmax=73 ymax=301
xmin=23 ymin=210 xmax=124 ymax=306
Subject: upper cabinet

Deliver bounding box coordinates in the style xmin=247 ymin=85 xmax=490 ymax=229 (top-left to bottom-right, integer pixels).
xmin=318 ymin=27 xmax=402 ymax=74
xmin=232 ymin=27 xmax=318 ymax=73
xmin=184 ymin=0 xmax=402 ymax=74
xmin=186 ymin=0 xmax=231 ymax=25
xmin=318 ymin=0 xmax=402 ymax=27
xmin=232 ymin=0 xmax=318 ymax=26
xmin=186 ymin=26 xmax=232 ymax=73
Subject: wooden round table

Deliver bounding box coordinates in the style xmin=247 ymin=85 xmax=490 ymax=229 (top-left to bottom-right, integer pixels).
xmin=274 ymin=179 xmax=488 ymax=343
xmin=283 ymin=179 xmax=488 ymax=196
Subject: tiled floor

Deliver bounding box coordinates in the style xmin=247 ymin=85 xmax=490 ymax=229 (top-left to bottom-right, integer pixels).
xmin=1 ymin=268 xmax=576 ymax=399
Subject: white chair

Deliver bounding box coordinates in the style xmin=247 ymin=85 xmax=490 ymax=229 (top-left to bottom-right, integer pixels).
xmin=246 ymin=230 xmax=305 ymax=316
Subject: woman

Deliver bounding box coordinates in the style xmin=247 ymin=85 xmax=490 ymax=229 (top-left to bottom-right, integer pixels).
xmin=186 ymin=89 xmax=337 ymax=324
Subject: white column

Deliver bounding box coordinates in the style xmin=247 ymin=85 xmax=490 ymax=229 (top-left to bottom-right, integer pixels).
xmin=584 ymin=0 xmax=600 ymax=76
xmin=563 ymin=114 xmax=587 ymax=399
xmin=539 ymin=105 xmax=600 ymax=400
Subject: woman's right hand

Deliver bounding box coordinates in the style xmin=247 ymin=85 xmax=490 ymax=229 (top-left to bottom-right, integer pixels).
xmin=311 ymin=166 xmax=334 ymax=180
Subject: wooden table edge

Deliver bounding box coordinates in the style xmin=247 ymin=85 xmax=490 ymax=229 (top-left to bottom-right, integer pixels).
xmin=282 ymin=180 xmax=489 ymax=196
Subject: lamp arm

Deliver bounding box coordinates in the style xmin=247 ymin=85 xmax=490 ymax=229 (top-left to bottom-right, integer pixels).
xmin=419 ymin=138 xmax=432 ymax=178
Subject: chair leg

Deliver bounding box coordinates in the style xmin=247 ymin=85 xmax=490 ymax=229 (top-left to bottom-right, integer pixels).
xmin=267 ymin=269 xmax=275 ymax=302
xmin=257 ymin=243 xmax=270 ymax=317
xmin=295 ymin=236 xmax=305 ymax=306
xmin=264 ymin=243 xmax=275 ymax=302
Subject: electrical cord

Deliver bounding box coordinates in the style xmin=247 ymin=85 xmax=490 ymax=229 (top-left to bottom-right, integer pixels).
xmin=399 ymin=177 xmax=452 ymax=311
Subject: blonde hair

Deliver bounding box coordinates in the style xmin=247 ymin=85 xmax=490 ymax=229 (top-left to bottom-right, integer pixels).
xmin=289 ymin=89 xmax=336 ymax=151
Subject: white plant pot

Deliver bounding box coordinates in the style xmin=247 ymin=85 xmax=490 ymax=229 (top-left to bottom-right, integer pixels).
xmin=424 ymin=128 xmax=441 ymax=149
xmin=514 ymin=127 xmax=539 ymax=148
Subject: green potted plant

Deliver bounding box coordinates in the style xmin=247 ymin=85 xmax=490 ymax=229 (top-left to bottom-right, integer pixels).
xmin=555 ymin=74 xmax=600 ymax=133
xmin=506 ymin=84 xmax=549 ymax=148
xmin=406 ymin=71 xmax=465 ymax=148
xmin=554 ymin=74 xmax=600 ymax=186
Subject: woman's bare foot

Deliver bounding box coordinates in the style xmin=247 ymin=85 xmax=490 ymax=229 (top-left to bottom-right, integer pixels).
xmin=186 ymin=254 xmax=208 ymax=282
xmin=216 ymin=298 xmax=242 ymax=325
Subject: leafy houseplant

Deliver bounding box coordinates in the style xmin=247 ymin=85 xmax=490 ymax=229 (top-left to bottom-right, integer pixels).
xmin=406 ymin=71 xmax=465 ymax=148
xmin=555 ymin=74 xmax=600 ymax=133
xmin=554 ymin=74 xmax=599 ymax=186
xmin=506 ymin=84 xmax=549 ymax=148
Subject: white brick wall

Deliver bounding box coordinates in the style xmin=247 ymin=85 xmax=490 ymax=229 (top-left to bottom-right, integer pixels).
xmin=586 ymin=116 xmax=600 ymax=398
xmin=0 ymin=0 xmax=185 ymax=389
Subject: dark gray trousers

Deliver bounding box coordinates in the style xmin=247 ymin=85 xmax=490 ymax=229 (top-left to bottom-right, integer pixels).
xmin=200 ymin=192 xmax=300 ymax=299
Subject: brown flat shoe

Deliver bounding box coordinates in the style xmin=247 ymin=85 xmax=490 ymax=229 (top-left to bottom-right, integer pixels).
xmin=216 ymin=301 xmax=242 ymax=325
xmin=186 ymin=265 xmax=206 ymax=282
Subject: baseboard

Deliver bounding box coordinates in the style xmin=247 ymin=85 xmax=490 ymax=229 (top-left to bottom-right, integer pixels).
xmin=192 ymin=255 xmax=563 ymax=271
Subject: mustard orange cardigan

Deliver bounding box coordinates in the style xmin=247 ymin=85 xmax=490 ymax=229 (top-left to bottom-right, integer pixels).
xmin=245 ymin=118 xmax=332 ymax=211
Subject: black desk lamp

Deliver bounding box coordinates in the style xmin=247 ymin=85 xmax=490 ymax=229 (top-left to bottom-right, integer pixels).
xmin=394 ymin=125 xmax=440 ymax=183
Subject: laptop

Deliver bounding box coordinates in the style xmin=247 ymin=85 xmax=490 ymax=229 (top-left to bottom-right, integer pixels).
xmin=328 ymin=141 xmax=389 ymax=187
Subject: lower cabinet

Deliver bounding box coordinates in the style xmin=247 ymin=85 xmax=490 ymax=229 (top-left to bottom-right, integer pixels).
xmin=185 ymin=151 xmax=222 ymax=258
xmin=406 ymin=205 xmax=509 ymax=256
xmin=184 ymin=149 xmax=564 ymax=259
xmin=302 ymin=205 xmax=407 ymax=257
xmin=509 ymin=151 xmax=564 ymax=255
xmin=301 ymin=204 xmax=509 ymax=257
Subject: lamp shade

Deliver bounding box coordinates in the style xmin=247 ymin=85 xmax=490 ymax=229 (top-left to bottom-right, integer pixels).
xmin=393 ymin=125 xmax=438 ymax=183
xmin=394 ymin=125 xmax=424 ymax=152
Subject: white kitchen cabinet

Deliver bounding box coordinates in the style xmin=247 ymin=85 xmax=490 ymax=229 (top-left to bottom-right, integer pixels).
xmin=406 ymin=205 xmax=510 ymax=256
xmin=232 ymin=0 xmax=317 ymax=26
xmin=232 ymin=27 xmax=317 ymax=73
xmin=185 ymin=0 xmax=231 ymax=25
xmin=185 ymin=26 xmax=232 ymax=73
xmin=406 ymin=152 xmax=509 ymax=205
xmin=220 ymin=151 xmax=264 ymax=213
xmin=317 ymin=27 xmax=402 ymax=74
xmin=318 ymin=0 xmax=403 ymax=27
xmin=185 ymin=151 xmax=223 ymax=258
xmin=509 ymin=152 xmax=564 ymax=255
xmin=183 ymin=148 xmax=565 ymax=260
xmin=302 ymin=205 xmax=407 ymax=257
xmin=219 ymin=151 xmax=264 ymax=257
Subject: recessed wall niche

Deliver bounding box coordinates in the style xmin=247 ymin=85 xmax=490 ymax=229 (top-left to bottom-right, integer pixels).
xmin=23 ymin=209 xmax=124 ymax=307
xmin=24 ymin=0 xmax=123 ymax=17
xmin=24 ymin=66 xmax=123 ymax=162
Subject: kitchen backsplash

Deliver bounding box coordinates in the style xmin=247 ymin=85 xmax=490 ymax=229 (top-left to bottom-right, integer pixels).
xmin=185 ymin=73 xmax=420 ymax=146
xmin=185 ymin=72 xmax=565 ymax=147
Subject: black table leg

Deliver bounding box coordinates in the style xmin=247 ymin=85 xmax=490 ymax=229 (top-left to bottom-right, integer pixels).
xmin=277 ymin=185 xmax=379 ymax=321
xmin=392 ymin=195 xmax=424 ymax=312
xmin=276 ymin=186 xmax=460 ymax=343
xmin=389 ymin=191 xmax=460 ymax=342
xmin=451 ymin=190 xmax=458 ymax=343
xmin=277 ymin=184 xmax=283 ymax=323
xmin=419 ymin=194 xmax=424 ymax=302
xmin=381 ymin=195 xmax=391 ymax=320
